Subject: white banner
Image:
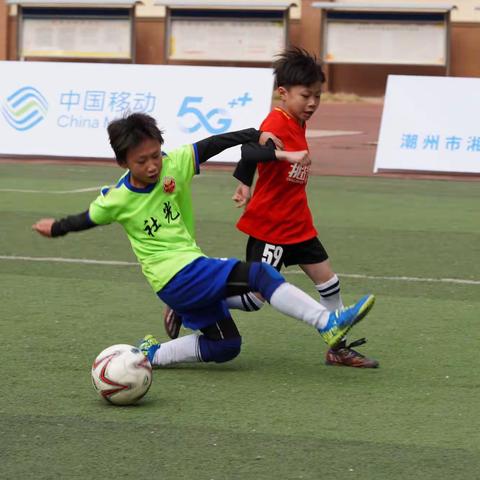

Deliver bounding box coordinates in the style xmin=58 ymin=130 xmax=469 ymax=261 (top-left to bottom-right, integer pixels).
xmin=375 ymin=75 xmax=480 ymax=174
xmin=325 ymin=21 xmax=446 ymax=66
xmin=22 ymin=18 xmax=132 ymax=59
xmin=0 ymin=61 xmax=274 ymax=162
xmin=169 ymin=19 xmax=285 ymax=62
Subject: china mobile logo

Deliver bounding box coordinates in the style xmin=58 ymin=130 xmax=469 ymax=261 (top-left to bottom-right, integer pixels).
xmin=177 ymin=96 xmax=231 ymax=134
xmin=1 ymin=86 xmax=48 ymax=131
xmin=176 ymin=93 xmax=253 ymax=134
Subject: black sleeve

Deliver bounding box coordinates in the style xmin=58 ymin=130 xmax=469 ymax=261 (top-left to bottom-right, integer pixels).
xmin=233 ymin=139 xmax=277 ymax=186
xmin=51 ymin=210 xmax=98 ymax=237
xmin=194 ymin=128 xmax=261 ymax=163
xmin=233 ymin=159 xmax=257 ymax=187
xmin=241 ymin=139 xmax=277 ymax=163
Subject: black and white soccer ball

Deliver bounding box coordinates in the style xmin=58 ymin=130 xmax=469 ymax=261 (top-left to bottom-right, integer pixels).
xmin=91 ymin=344 xmax=152 ymax=406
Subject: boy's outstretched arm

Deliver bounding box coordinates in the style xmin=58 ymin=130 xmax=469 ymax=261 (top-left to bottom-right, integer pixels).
xmin=194 ymin=128 xmax=282 ymax=164
xmin=232 ymin=137 xmax=282 ymax=188
xmin=232 ymin=139 xmax=277 ymax=207
xmin=32 ymin=210 xmax=98 ymax=238
xmin=241 ymin=141 xmax=310 ymax=166
xmin=233 ymin=158 xmax=257 ymax=187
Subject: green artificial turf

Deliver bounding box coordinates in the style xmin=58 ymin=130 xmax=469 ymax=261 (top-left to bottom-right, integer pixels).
xmin=1 ymin=163 xmax=479 ymax=479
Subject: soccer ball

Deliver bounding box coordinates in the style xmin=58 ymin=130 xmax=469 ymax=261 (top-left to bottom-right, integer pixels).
xmin=91 ymin=344 xmax=152 ymax=406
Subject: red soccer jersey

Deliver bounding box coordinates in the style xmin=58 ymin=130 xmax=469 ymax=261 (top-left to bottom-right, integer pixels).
xmin=236 ymin=107 xmax=317 ymax=244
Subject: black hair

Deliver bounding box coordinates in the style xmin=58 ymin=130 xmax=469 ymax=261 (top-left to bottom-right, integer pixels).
xmin=273 ymin=47 xmax=325 ymax=89
xmin=107 ymin=113 xmax=164 ymax=165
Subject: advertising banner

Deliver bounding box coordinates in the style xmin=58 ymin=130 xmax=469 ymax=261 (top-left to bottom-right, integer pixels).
xmin=0 ymin=61 xmax=274 ymax=162
xmin=375 ymin=75 xmax=480 ymax=174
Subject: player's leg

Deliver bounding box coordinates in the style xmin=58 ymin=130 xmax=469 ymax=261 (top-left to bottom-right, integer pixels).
xmin=140 ymin=332 xmax=200 ymax=366
xmin=141 ymin=303 xmax=242 ymax=367
xmin=226 ymin=261 xmax=375 ymax=347
xmin=148 ymin=255 xmax=374 ymax=353
xmin=163 ymin=237 xmax=275 ymax=339
xmin=197 ymin=316 xmax=242 ymax=363
xmin=301 ymin=260 xmax=343 ymax=309
xmin=295 ymin=239 xmax=379 ymax=368
xmin=225 ymin=236 xmax=285 ymax=312
xmin=284 ymin=237 xmax=343 ymax=311
xmin=148 ymin=257 xmax=245 ymax=360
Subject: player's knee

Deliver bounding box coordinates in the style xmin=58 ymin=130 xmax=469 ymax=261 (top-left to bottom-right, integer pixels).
xmin=199 ymin=336 xmax=242 ymax=363
xmin=248 ymin=262 xmax=285 ymax=302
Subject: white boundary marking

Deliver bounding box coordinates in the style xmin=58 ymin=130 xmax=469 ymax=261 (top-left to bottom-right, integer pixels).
xmin=1 ymin=255 xmax=479 ymax=286
xmin=0 ymin=187 xmax=101 ymax=194
xmin=0 ymin=255 xmax=138 ymax=266
xmin=306 ymin=129 xmax=362 ymax=139
xmin=0 ymin=176 xmax=211 ymax=195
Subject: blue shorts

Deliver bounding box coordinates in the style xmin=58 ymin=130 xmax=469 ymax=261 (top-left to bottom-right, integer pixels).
xmin=157 ymin=257 xmax=240 ymax=330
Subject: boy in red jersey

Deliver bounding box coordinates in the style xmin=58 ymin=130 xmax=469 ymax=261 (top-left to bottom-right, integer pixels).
xmin=230 ymin=47 xmax=379 ymax=368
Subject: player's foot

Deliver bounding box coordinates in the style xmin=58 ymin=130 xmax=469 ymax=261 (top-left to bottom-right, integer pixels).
xmin=164 ymin=306 xmax=182 ymax=339
xmin=318 ymin=294 xmax=375 ymax=348
xmin=325 ymin=338 xmax=379 ymax=368
xmin=139 ymin=334 xmax=160 ymax=364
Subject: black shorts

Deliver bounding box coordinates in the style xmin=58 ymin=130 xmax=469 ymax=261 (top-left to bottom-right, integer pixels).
xmin=245 ymin=236 xmax=329 ymax=271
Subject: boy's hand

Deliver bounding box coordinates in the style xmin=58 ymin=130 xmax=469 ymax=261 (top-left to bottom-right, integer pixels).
xmin=232 ymin=183 xmax=251 ymax=208
xmin=277 ymin=150 xmax=311 ymax=166
xmin=32 ymin=218 xmax=55 ymax=237
xmin=259 ymin=131 xmax=284 ymax=150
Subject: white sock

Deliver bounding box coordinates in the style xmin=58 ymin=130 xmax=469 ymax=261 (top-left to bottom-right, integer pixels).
xmin=269 ymin=282 xmax=330 ymax=329
xmin=226 ymin=292 xmax=265 ymax=311
xmin=152 ymin=334 xmax=202 ymax=366
xmin=316 ymin=275 xmax=343 ymax=311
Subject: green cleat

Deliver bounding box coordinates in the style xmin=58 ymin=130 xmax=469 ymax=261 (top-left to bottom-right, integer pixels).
xmin=138 ymin=334 xmax=161 ymax=363
xmin=318 ymin=294 xmax=375 ymax=348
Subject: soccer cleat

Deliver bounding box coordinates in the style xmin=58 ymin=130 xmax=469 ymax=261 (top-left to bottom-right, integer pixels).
xmin=318 ymin=294 xmax=375 ymax=348
xmin=139 ymin=334 xmax=161 ymax=364
xmin=164 ymin=306 xmax=182 ymax=339
xmin=325 ymin=338 xmax=379 ymax=368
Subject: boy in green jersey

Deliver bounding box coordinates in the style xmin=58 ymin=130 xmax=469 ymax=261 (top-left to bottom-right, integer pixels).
xmin=33 ymin=113 xmax=375 ymax=367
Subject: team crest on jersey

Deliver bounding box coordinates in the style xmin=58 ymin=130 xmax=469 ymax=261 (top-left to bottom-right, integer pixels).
xmin=163 ymin=176 xmax=176 ymax=193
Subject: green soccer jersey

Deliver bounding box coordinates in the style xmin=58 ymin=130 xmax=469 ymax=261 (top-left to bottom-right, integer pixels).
xmin=89 ymin=144 xmax=205 ymax=292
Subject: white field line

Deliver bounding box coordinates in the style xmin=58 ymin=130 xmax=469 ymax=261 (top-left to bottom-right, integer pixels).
xmin=1 ymin=255 xmax=479 ymax=286
xmin=0 ymin=255 xmax=138 ymax=266
xmin=0 ymin=176 xmax=210 ymax=195
xmin=0 ymin=187 xmax=101 ymax=194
